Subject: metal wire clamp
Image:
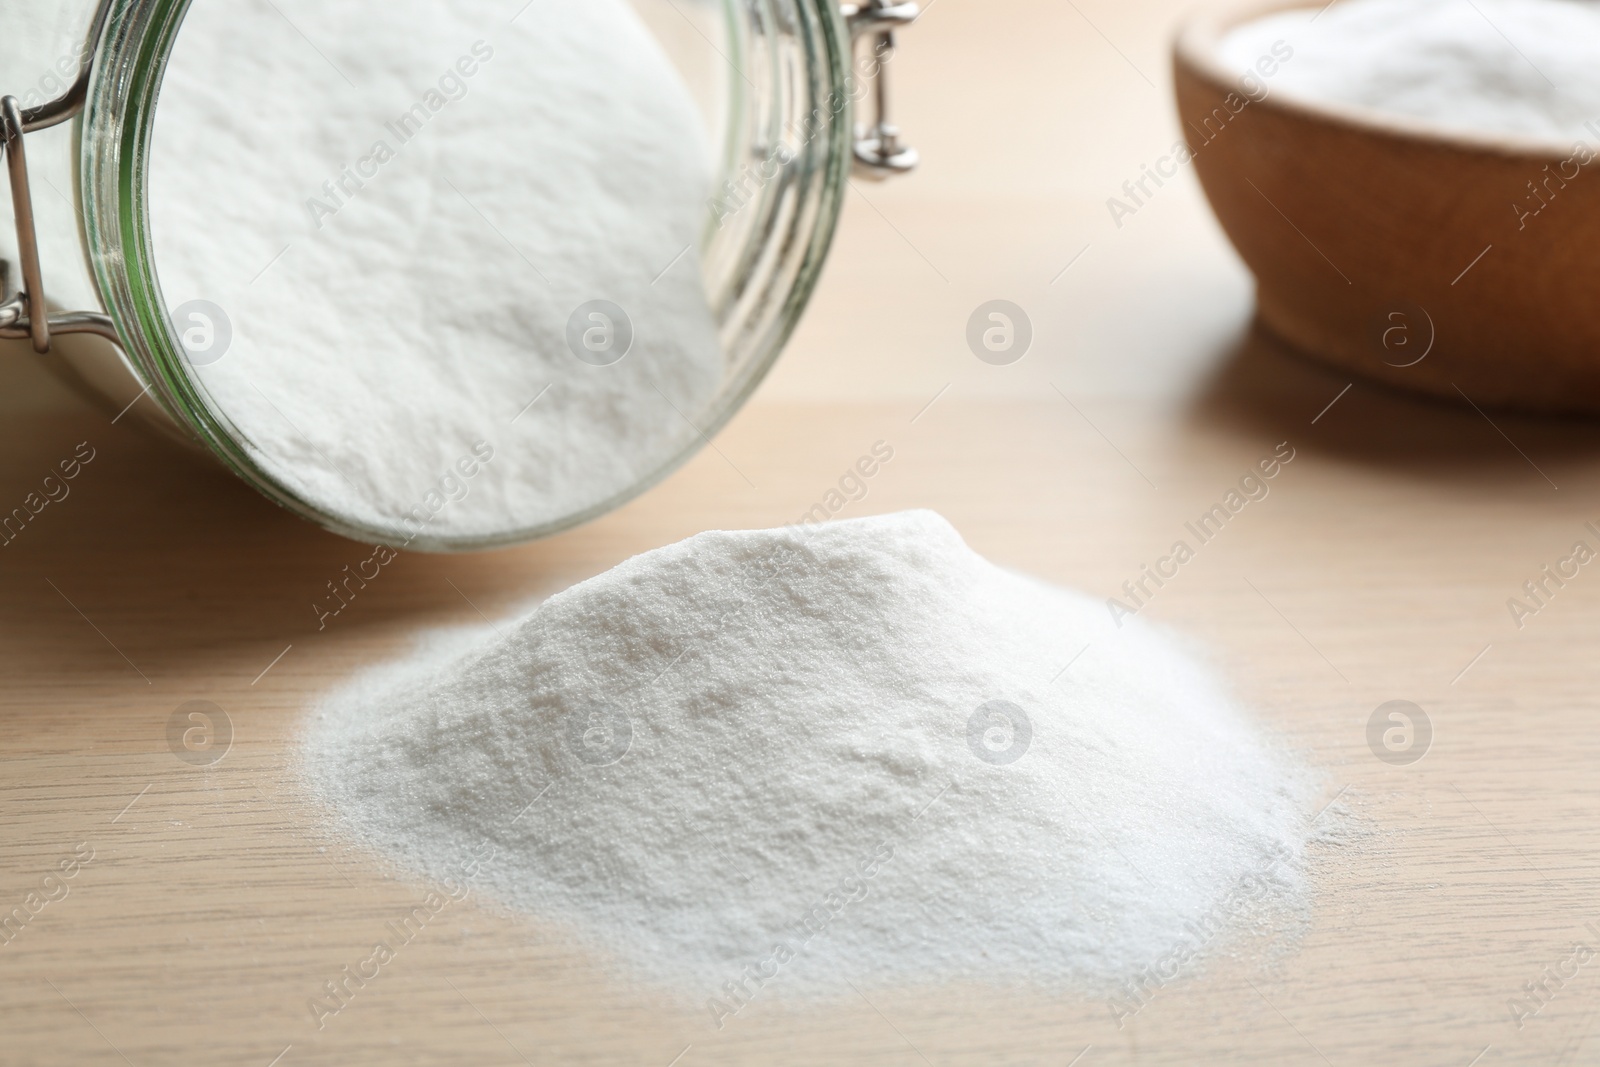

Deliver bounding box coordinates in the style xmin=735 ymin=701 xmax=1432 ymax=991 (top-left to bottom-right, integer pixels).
xmin=844 ymin=0 xmax=921 ymax=177
xmin=0 ymin=0 xmax=119 ymax=353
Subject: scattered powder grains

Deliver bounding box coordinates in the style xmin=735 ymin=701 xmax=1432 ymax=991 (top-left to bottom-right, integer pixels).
xmin=301 ymin=511 xmax=1321 ymax=1007
xmin=1222 ymin=0 xmax=1600 ymax=142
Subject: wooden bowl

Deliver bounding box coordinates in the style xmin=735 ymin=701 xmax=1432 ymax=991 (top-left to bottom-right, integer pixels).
xmin=1175 ymin=0 xmax=1600 ymax=414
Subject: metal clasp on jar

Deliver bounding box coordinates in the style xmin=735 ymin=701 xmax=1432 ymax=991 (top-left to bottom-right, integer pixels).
xmin=0 ymin=0 xmax=117 ymax=354
xmin=843 ymin=0 xmax=920 ymax=177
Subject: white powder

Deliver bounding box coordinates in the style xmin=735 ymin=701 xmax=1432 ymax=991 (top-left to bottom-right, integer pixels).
xmin=146 ymin=0 xmax=721 ymax=542
xmin=301 ymin=511 xmax=1321 ymax=1004
xmin=1221 ymin=0 xmax=1600 ymax=143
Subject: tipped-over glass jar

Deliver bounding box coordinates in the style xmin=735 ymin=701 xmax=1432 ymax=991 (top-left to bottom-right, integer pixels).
xmin=0 ymin=0 xmax=917 ymax=549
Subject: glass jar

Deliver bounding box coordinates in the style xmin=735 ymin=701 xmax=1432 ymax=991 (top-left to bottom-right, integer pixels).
xmin=0 ymin=0 xmax=917 ymax=549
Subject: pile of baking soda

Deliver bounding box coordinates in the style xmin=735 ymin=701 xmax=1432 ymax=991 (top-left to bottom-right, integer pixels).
xmin=1223 ymin=0 xmax=1600 ymax=142
xmin=301 ymin=511 xmax=1321 ymax=1008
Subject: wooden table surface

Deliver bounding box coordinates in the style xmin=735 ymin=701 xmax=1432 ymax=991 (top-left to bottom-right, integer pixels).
xmin=6 ymin=1 xmax=1600 ymax=1064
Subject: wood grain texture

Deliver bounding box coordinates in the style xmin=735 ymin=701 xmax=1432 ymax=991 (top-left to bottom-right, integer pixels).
xmin=4 ymin=1 xmax=1600 ymax=1064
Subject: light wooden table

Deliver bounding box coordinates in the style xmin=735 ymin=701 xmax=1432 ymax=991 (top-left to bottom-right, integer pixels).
xmin=6 ymin=1 xmax=1600 ymax=1064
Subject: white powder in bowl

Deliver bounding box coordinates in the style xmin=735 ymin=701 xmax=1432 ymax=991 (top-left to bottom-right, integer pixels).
xmin=147 ymin=0 xmax=721 ymax=543
xmin=1221 ymin=0 xmax=1600 ymax=143
xmin=301 ymin=511 xmax=1322 ymax=1004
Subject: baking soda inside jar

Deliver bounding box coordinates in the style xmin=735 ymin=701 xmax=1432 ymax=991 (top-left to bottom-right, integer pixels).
xmin=143 ymin=0 xmax=723 ymax=547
